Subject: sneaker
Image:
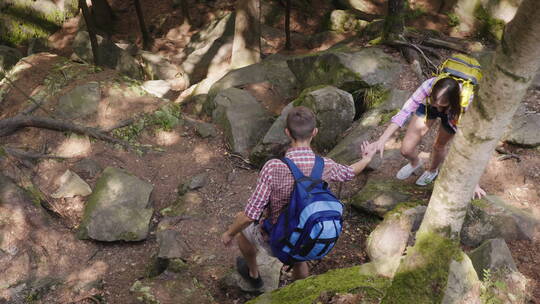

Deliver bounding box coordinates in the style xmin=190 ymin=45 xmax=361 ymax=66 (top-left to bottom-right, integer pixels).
xmin=236 ymin=257 xmax=264 ymax=289
xmin=415 ymin=170 xmax=439 ymax=186
xmin=396 ymin=160 xmax=424 ymax=180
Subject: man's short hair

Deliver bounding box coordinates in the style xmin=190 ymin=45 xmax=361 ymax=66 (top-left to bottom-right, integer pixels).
xmin=286 ymin=106 xmax=316 ymax=141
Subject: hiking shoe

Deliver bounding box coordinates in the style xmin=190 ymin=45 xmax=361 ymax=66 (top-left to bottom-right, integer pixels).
xmin=236 ymin=257 xmax=264 ymax=289
xmin=396 ymin=160 xmax=424 ymax=180
xmin=415 ymin=170 xmax=439 ymax=186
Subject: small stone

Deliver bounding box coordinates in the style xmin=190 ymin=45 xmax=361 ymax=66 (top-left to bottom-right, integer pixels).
xmin=51 ymin=170 xmax=92 ymax=198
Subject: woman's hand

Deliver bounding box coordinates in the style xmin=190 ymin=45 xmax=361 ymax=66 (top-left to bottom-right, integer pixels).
xmin=360 ymin=141 xmax=377 ymax=160
xmin=369 ymin=140 xmax=386 ymax=159
xmin=472 ymin=184 xmax=486 ymax=200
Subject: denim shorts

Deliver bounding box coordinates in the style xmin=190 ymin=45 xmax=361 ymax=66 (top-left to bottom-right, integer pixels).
xmin=415 ymin=104 xmax=456 ymax=134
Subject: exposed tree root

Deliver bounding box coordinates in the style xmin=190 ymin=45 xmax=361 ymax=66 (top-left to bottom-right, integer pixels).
xmin=3 ymin=146 xmax=66 ymax=160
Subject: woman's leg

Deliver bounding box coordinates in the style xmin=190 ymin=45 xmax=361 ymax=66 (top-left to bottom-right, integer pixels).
xmin=401 ymin=115 xmax=434 ymax=166
xmin=429 ymin=126 xmax=455 ymax=172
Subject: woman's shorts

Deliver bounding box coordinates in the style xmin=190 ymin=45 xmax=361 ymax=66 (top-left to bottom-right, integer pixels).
xmin=415 ymin=103 xmax=456 ymax=134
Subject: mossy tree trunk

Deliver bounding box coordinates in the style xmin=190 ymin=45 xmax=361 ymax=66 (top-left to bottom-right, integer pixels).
xmin=383 ymin=0 xmax=540 ymax=302
xmin=79 ymin=0 xmax=100 ymax=66
xmin=91 ymin=0 xmax=114 ymax=36
xmin=382 ymin=0 xmax=405 ymax=42
xmin=231 ymin=0 xmax=261 ymax=69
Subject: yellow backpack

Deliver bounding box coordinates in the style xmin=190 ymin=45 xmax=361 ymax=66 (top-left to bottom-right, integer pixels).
xmin=432 ymin=54 xmax=483 ymax=110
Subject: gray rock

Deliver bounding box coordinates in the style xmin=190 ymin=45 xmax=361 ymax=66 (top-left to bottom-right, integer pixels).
xmin=533 ymin=69 xmax=540 ymax=89
xmin=461 ymin=195 xmax=540 ymax=247
xmin=329 ymin=10 xmax=369 ymax=33
xmin=212 ymin=88 xmax=274 ymax=157
xmin=223 ymin=252 xmax=282 ymax=293
xmin=139 ymin=51 xmax=187 ymax=90
xmin=157 ymin=228 xmax=187 ymax=259
xmin=286 ymin=47 xmax=402 ymax=90
xmin=328 ymin=88 xmax=411 ymax=165
xmin=468 ymin=238 xmax=517 ymax=276
xmin=193 ymin=122 xmax=217 ymax=138
xmin=0 ymin=45 xmax=23 ymax=73
xmin=367 ymin=205 xmax=426 ymax=261
xmin=349 ymin=179 xmax=423 ymax=217
xmin=27 ymin=38 xmax=50 ymax=55
xmin=179 ymin=172 xmax=208 ymax=194
xmin=142 ymin=80 xmax=171 ymax=98
xmin=504 ymin=113 xmax=540 ymax=147
xmin=77 ymin=167 xmax=154 ymax=242
xmin=209 ymin=57 xmax=299 ymax=102
xmin=307 ymin=31 xmax=344 ymax=49
xmin=297 ymin=86 xmax=355 ymax=151
xmin=161 ymin=191 xmax=204 ymax=217
xmin=57 ymin=82 xmax=101 ymax=119
xmin=51 ymin=170 xmax=92 ymax=198
xmin=72 ymin=31 xmax=142 ymax=79
xmin=441 ymin=253 xmax=481 ymax=304
xmin=130 ymin=273 xmax=215 ymax=304
xmin=72 ymin=159 xmax=102 ymax=180
xmin=181 ymin=13 xmax=235 ymax=85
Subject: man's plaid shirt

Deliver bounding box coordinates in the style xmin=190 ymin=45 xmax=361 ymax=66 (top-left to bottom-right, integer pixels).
xmin=244 ymin=147 xmax=355 ymax=224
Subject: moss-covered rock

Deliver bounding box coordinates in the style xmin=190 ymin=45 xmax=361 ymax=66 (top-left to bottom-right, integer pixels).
xmin=247 ymin=266 xmax=391 ymax=304
xmin=0 ymin=0 xmax=78 ymax=46
xmin=349 ymin=179 xmax=428 ymax=217
xmin=0 ymin=45 xmax=22 ymax=72
xmin=329 ymin=10 xmax=369 ymax=33
xmin=77 ymin=167 xmax=154 ymax=242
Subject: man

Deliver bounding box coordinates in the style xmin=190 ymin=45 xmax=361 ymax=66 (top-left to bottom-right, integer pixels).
xmin=221 ymin=106 xmax=376 ymax=288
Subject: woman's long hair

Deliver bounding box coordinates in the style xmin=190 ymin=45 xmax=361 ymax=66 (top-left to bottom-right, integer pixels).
xmin=430 ymin=77 xmax=461 ymax=119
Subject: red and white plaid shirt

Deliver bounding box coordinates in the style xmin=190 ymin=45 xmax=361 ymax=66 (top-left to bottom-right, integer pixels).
xmin=244 ymin=147 xmax=355 ymax=224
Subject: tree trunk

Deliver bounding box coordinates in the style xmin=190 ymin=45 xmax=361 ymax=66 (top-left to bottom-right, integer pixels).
xmin=383 ymin=0 xmax=405 ymax=42
xmin=383 ymin=0 xmax=540 ymax=302
xmin=230 ymin=0 xmax=261 ymax=69
xmin=90 ymin=0 xmax=114 ymax=35
xmin=133 ymin=0 xmax=151 ymax=50
xmin=285 ymin=0 xmax=291 ymax=50
xmin=79 ymin=0 xmax=100 ymax=66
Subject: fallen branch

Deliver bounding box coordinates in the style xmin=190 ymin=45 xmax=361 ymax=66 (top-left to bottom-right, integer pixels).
xmin=3 ymin=146 xmax=66 ymax=160
xmin=0 ymin=115 xmax=133 ymax=150
xmin=421 ymin=37 xmax=467 ymax=53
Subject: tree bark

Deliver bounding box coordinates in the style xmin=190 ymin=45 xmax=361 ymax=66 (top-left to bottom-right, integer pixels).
xmin=230 ymin=0 xmax=261 ymax=69
xmin=79 ymin=0 xmax=100 ymax=66
xmin=133 ymin=0 xmax=152 ymax=50
xmin=285 ymin=0 xmax=291 ymax=50
xmin=383 ymin=0 xmax=540 ymax=301
xmin=383 ymin=0 xmax=405 ymax=42
xmin=90 ymin=0 xmax=114 ymax=35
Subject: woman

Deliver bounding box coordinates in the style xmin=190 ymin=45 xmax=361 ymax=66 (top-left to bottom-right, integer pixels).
xmin=370 ymin=76 xmax=486 ymax=198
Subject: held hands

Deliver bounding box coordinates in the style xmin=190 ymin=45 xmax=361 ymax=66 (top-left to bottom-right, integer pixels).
xmin=472 ymin=184 xmax=486 ymax=200
xmin=369 ymin=140 xmax=386 ymax=159
xmin=360 ymin=140 xmax=377 ymax=160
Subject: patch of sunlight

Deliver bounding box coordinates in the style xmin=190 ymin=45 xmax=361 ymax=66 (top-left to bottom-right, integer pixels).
xmin=385 ymin=138 xmax=402 ymax=150
xmin=155 ymin=129 xmax=181 ymax=146
xmin=65 ymin=260 xmax=108 ymax=287
xmin=54 ymin=134 xmax=91 ymax=158
xmin=193 ymin=144 xmax=212 ymax=165
xmin=491 ymin=2 xmax=518 ymax=23
xmin=351 ymin=56 xmax=378 ymax=75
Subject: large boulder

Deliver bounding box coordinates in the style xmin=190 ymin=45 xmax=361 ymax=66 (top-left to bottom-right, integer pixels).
xmin=139 ymin=51 xmax=188 ymax=90
xmin=328 ymin=88 xmax=411 ymax=165
xmin=223 ymin=253 xmax=282 ymax=293
xmin=503 ymin=113 xmax=540 ymax=147
xmin=349 ymin=179 xmax=425 ymax=217
xmin=181 ymin=12 xmax=235 ymax=85
xmin=0 ymin=0 xmax=79 ymax=46
xmin=72 ymin=31 xmax=142 ymax=79
xmin=212 ymin=88 xmax=274 ymax=157
xmin=468 ymin=238 xmax=517 ymax=275
xmin=286 ymin=47 xmax=402 ymax=91
xmin=0 ymin=45 xmax=22 ymax=73
xmin=461 ymin=195 xmax=540 ymax=247
xmin=336 ymin=0 xmax=386 ymax=14
xmin=247 ymin=265 xmax=391 ymax=304
xmin=57 ymin=82 xmax=101 ymax=119
xmin=209 ymin=56 xmax=299 ymax=101
xmin=77 ymin=167 xmax=154 ymax=242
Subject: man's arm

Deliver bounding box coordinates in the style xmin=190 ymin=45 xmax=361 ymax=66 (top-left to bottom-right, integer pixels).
xmin=350 ymin=140 xmax=377 ymax=175
xmin=221 ymin=212 xmax=254 ymax=246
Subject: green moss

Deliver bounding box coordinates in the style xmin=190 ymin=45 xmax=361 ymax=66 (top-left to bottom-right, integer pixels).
xmin=474 ymin=4 xmax=506 ymax=41
xmin=168 ymin=258 xmax=188 ymax=273
xmin=247 ymin=266 xmax=391 ymax=304
xmin=77 ymin=168 xmax=114 ymax=239
xmin=364 ymin=85 xmax=390 ymax=110
xmin=292 ymin=85 xmax=330 ymax=106
xmin=378 ymin=109 xmax=399 ymax=126
xmin=23 ymin=184 xmax=45 ymax=207
xmin=381 ymin=232 xmax=462 ymax=303
xmin=471 ymin=198 xmax=490 ymax=209
xmin=130 ymin=280 xmax=160 ymax=304
xmin=446 ymin=12 xmax=460 ymax=27
xmin=384 ymin=201 xmax=424 ymax=219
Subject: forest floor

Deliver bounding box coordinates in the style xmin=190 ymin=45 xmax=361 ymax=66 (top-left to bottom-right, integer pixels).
xmin=2 ymin=0 xmax=540 ymax=303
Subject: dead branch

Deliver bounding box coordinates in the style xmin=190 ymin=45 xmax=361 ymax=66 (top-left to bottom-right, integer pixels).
xmin=0 ymin=115 xmax=133 ymax=150
xmin=102 ymin=118 xmax=136 ymax=132
xmin=350 ymin=8 xmax=382 ymax=22
xmin=421 ymin=37 xmax=467 ymax=53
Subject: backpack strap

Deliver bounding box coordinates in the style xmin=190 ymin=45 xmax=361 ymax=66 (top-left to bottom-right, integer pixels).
xmin=309 ymin=156 xmax=324 ymax=179
xmin=281 ymin=157 xmax=305 ymax=180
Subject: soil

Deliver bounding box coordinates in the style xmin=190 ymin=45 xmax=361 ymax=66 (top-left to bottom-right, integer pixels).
xmin=1 ymin=0 xmax=539 ymax=303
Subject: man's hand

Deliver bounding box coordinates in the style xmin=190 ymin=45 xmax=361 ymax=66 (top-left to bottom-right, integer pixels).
xmin=472 ymin=184 xmax=486 ymax=200
xmin=360 ymin=140 xmax=377 ymax=160
xmin=221 ymin=231 xmax=234 ymax=247
xmin=369 ymin=140 xmax=386 ymax=159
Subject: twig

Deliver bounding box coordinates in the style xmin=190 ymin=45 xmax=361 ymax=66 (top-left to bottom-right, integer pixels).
xmin=497 ymin=154 xmax=521 ymax=162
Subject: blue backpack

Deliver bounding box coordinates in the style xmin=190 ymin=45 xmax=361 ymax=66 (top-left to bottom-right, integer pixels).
xmin=263 ymin=156 xmax=343 ymax=265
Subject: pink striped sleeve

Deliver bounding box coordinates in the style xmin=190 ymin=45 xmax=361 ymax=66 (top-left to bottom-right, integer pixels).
xmin=244 ymin=161 xmax=274 ymax=220
xmin=391 ymin=78 xmax=436 ymax=127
